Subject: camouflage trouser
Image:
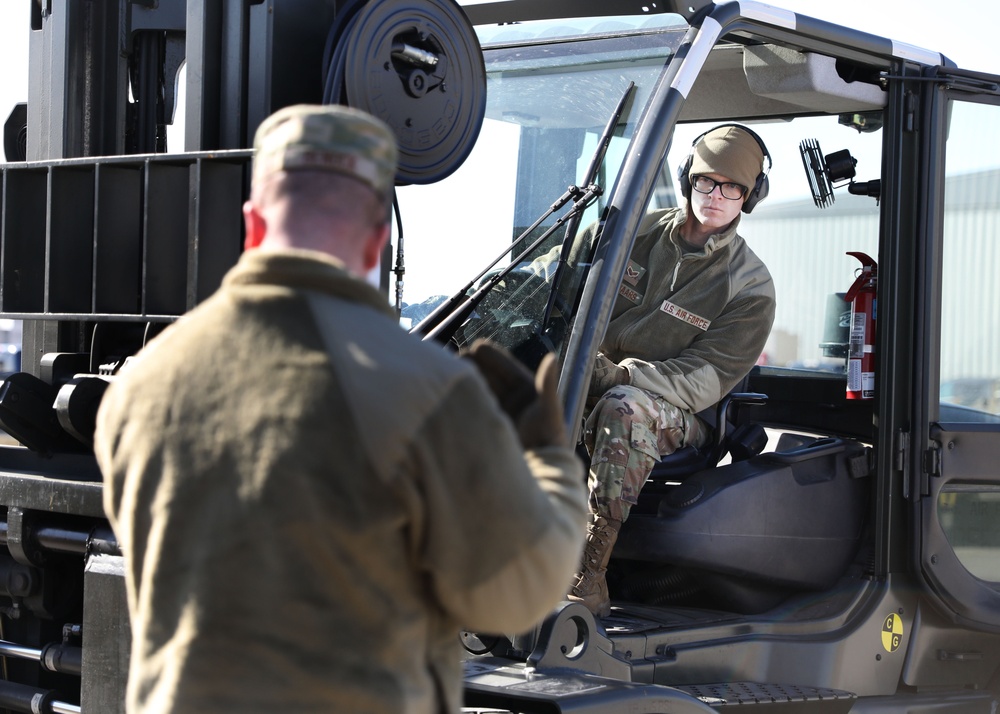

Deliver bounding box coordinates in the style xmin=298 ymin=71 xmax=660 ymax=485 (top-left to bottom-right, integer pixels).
xmin=584 ymin=385 xmax=710 ymax=522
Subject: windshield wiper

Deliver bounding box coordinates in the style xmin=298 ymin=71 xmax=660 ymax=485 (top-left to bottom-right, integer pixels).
xmin=408 ymin=185 xmax=587 ymax=341
xmin=540 ymin=82 xmax=634 ymax=328
xmin=410 ymin=81 xmax=635 ymax=345
xmin=415 ymin=184 xmax=604 ymax=344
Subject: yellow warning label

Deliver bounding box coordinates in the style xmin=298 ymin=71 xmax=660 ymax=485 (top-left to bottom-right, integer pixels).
xmin=881 ymin=613 xmax=904 ymax=653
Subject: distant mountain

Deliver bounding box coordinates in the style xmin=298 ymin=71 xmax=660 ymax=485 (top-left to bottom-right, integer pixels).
xmin=400 ymin=295 xmax=449 ymax=325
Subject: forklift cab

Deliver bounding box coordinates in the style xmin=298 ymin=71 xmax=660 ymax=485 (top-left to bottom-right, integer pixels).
xmin=1 ymin=0 xmax=1000 ymax=710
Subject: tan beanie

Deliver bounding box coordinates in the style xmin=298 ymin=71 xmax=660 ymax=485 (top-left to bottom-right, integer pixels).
xmin=689 ymin=125 xmax=764 ymax=191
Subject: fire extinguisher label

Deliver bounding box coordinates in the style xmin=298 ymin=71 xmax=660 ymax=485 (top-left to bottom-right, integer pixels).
xmin=848 ymin=359 xmax=876 ymax=398
xmin=849 ymin=312 xmax=866 ymax=359
xmin=848 ymin=358 xmax=862 ymax=390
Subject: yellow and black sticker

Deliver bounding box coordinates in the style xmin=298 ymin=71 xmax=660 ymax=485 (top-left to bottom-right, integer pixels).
xmin=881 ymin=613 xmax=904 ymax=653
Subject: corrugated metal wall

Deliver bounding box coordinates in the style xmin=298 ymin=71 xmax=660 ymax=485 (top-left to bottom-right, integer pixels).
xmin=740 ymin=193 xmax=879 ymax=369
xmin=738 ymin=169 xmax=999 ymax=383
xmin=941 ymin=169 xmax=1000 ymax=380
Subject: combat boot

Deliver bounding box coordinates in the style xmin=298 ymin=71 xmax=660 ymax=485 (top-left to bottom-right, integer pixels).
xmin=568 ymin=516 xmax=621 ymax=617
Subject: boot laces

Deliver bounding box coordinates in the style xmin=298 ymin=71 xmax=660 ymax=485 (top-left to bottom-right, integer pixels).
xmin=582 ymin=529 xmax=611 ymax=566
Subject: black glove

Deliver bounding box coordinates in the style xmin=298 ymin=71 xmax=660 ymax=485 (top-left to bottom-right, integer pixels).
xmin=462 ymin=339 xmax=568 ymax=450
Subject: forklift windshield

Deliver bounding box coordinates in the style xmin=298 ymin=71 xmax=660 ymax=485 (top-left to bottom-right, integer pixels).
xmin=397 ymin=14 xmax=688 ymax=363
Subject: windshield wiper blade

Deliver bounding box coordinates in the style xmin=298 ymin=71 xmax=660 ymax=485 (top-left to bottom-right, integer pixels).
xmin=584 ymin=82 xmax=634 ymax=194
xmin=411 ymin=81 xmax=634 ymax=345
xmin=408 ymin=184 xmax=588 ymax=340
xmin=419 ymin=184 xmax=604 ymax=344
xmin=541 ymin=81 xmax=634 ymax=327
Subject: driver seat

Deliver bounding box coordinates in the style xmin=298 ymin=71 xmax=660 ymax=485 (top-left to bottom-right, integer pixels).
xmin=576 ymin=386 xmax=769 ymax=484
xmin=646 ymin=390 xmax=769 ymax=482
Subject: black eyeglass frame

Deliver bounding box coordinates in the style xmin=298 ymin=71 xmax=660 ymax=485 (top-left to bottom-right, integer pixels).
xmin=689 ymin=174 xmax=748 ymax=201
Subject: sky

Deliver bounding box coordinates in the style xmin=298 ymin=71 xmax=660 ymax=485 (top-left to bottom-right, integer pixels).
xmin=1 ymin=0 xmax=997 ymax=161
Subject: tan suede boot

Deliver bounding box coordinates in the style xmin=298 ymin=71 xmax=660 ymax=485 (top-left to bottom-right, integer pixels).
xmin=567 ymin=516 xmax=621 ymax=617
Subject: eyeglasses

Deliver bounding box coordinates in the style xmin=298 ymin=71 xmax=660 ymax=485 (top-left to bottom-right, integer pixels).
xmin=690 ymin=175 xmax=747 ymax=201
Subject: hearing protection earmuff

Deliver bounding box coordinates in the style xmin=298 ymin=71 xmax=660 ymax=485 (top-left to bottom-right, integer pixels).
xmin=676 ymin=123 xmax=772 ymax=214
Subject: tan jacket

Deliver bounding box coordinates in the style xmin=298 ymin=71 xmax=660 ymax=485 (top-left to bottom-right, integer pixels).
xmin=603 ymin=207 xmax=775 ymax=413
xmin=94 ymin=248 xmax=587 ymax=713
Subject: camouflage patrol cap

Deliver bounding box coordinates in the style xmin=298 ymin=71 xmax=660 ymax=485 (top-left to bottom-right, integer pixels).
xmin=252 ymin=104 xmax=398 ymax=198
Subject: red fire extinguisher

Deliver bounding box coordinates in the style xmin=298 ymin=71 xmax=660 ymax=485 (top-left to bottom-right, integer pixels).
xmin=844 ymin=252 xmax=877 ymax=400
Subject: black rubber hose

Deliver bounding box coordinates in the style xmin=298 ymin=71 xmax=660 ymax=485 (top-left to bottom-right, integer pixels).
xmin=321 ymin=0 xmax=368 ymax=105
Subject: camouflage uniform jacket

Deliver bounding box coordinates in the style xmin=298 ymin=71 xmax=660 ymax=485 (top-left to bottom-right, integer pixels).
xmin=603 ymin=206 xmax=776 ymax=413
xmin=94 ymin=248 xmax=587 ymax=714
